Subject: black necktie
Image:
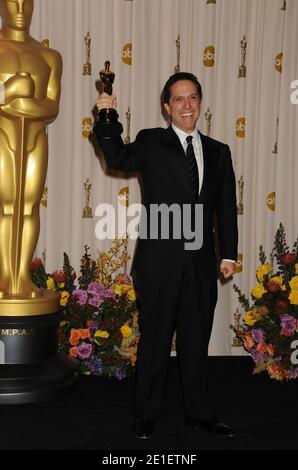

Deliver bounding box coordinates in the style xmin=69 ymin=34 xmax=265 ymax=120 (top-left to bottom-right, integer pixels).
xmin=186 ymin=135 xmax=199 ymax=199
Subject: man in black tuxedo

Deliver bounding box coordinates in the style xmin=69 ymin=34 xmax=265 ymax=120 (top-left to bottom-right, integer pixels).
xmin=94 ymin=72 xmax=238 ymax=439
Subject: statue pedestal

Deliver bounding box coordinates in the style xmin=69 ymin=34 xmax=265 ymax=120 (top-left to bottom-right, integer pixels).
xmin=0 ymin=295 xmax=78 ymax=404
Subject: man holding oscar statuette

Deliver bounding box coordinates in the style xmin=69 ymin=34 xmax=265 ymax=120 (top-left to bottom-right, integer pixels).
xmin=94 ymin=72 xmax=238 ymax=439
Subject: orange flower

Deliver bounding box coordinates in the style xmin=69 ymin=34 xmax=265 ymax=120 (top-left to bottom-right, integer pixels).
xmin=79 ymin=329 xmax=91 ymax=340
xmin=69 ymin=346 xmax=78 ymax=357
xmin=69 ymin=328 xmax=81 ymax=346
xmin=266 ymin=343 xmax=274 ymax=356
xmin=268 ymin=363 xmax=289 ymax=381
xmin=242 ymin=333 xmax=255 ymax=349
xmin=257 ymin=306 xmax=269 ymax=316
xmin=257 ymin=343 xmax=267 ymax=353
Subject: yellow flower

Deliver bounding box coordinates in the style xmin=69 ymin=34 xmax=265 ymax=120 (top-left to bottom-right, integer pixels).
xmin=121 ymin=284 xmax=132 ymax=293
xmin=295 ymin=263 xmax=298 ymax=275
xmin=112 ymin=283 xmax=123 ymax=296
xmin=46 ymin=277 xmax=56 ymax=291
xmin=289 ymin=290 xmax=298 ymax=305
xmin=269 ymin=276 xmax=282 ymax=286
xmin=289 ymin=276 xmax=298 ymax=290
xmin=94 ymin=330 xmax=109 ymax=339
xmin=127 ymin=288 xmax=136 ymax=301
xmin=251 ymin=283 xmax=266 ymax=299
xmin=243 ymin=309 xmax=261 ymax=326
xmin=60 ymin=282 xmax=65 ymax=289
xmin=120 ymin=325 xmax=132 ymax=338
xmin=256 ymin=264 xmax=273 ymax=282
xmin=281 ymin=284 xmax=286 ymax=291
xmin=60 ymin=290 xmax=70 ymax=307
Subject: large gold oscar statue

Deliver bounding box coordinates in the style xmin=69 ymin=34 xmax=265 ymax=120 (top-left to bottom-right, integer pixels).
xmin=0 ymin=0 xmax=62 ymax=315
xmin=0 ymin=0 xmax=77 ymax=404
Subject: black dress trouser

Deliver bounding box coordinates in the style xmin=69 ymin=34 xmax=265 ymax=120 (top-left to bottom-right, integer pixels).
xmin=133 ymin=255 xmax=218 ymax=420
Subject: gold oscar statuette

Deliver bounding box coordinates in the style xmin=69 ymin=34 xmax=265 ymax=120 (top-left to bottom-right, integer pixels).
xmin=174 ymin=34 xmax=180 ymax=74
xmin=0 ymin=0 xmax=62 ymax=315
xmin=83 ymin=31 xmax=91 ymax=76
xmin=237 ymin=175 xmax=244 ymax=215
xmin=231 ymin=310 xmax=243 ymax=347
xmin=98 ymin=60 xmax=119 ymax=125
xmin=272 ymin=118 xmax=279 ymax=154
xmin=124 ymin=107 xmax=131 ymax=145
xmin=238 ymin=35 xmax=247 ymax=78
xmin=0 ymin=0 xmax=78 ymax=404
xmin=204 ymin=107 xmax=212 ymax=137
xmin=82 ymin=178 xmax=93 ymax=219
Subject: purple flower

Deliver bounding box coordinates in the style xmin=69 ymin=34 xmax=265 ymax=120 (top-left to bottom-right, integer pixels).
xmin=280 ymin=314 xmax=296 ymax=335
xmin=85 ymin=355 xmax=103 ymax=374
xmin=289 ymin=367 xmax=298 ymax=379
xmin=251 ymin=328 xmax=266 ymax=344
xmin=87 ymin=321 xmax=97 ymax=332
xmin=250 ymin=349 xmax=265 ymax=365
xmin=77 ymin=342 xmax=93 ymax=359
xmin=87 ymin=282 xmax=106 ymax=295
xmin=87 ymin=282 xmax=116 ymax=302
xmin=88 ymin=294 xmax=104 ymax=308
xmin=113 ymin=367 xmax=127 ymax=380
xmin=102 ymin=288 xmax=116 ymax=300
xmin=72 ymin=289 xmax=88 ymax=305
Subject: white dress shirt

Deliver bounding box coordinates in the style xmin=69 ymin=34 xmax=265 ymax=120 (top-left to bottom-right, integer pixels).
xmin=171 ymin=123 xmax=235 ymax=265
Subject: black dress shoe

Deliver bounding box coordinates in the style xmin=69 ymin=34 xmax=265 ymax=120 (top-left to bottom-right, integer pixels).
xmin=132 ymin=418 xmax=155 ymax=439
xmin=185 ymin=417 xmax=235 ymax=437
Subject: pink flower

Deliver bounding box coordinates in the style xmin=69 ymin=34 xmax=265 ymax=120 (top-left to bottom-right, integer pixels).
xmin=102 ymin=289 xmax=116 ymax=300
xmin=31 ymin=258 xmax=43 ymax=271
xmin=77 ymin=342 xmax=92 ymax=359
xmin=266 ymin=281 xmax=280 ymax=293
xmin=88 ymin=294 xmax=104 ymax=308
xmin=52 ymin=270 xmax=65 ymax=284
xmin=281 ymin=253 xmax=296 ymax=265
xmin=280 ymin=314 xmax=296 ymax=336
xmin=87 ymin=282 xmax=106 ymax=295
xmin=72 ymin=289 xmax=88 ymax=305
xmin=115 ymin=273 xmax=132 ymax=285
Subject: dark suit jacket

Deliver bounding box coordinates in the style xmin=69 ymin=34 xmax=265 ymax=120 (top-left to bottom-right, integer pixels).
xmin=94 ymin=121 xmax=238 ymax=279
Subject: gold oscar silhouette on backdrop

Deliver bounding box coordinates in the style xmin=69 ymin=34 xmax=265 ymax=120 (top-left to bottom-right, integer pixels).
xmin=174 ymin=34 xmax=180 ymax=74
xmin=83 ymin=31 xmax=91 ymax=76
xmin=82 ymin=178 xmax=93 ymax=219
xmin=0 ymin=0 xmax=62 ymax=314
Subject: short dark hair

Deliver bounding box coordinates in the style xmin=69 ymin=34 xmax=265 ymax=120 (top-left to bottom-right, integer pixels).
xmin=162 ymin=72 xmax=202 ymax=104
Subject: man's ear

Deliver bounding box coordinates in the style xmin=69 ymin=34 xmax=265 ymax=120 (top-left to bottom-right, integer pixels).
xmin=164 ymin=102 xmax=171 ymax=117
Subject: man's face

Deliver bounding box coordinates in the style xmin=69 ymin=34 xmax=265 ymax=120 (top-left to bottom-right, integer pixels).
xmin=0 ymin=0 xmax=33 ymax=30
xmin=164 ymin=80 xmax=201 ymax=133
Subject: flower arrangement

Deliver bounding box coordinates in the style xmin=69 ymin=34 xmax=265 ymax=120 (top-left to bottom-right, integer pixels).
xmin=30 ymin=239 xmax=139 ymax=379
xmin=232 ymin=224 xmax=298 ymax=381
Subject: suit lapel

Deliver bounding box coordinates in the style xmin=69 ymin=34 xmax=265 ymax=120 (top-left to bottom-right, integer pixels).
xmin=163 ymin=127 xmax=218 ymax=202
xmin=164 ymin=126 xmax=193 ymax=197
